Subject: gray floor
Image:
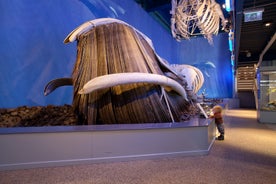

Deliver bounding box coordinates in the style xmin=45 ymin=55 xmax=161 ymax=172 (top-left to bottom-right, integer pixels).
xmin=0 ymin=109 xmax=276 ymax=184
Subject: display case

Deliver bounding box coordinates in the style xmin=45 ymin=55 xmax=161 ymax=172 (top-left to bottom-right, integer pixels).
xmin=258 ymin=66 xmax=276 ymax=123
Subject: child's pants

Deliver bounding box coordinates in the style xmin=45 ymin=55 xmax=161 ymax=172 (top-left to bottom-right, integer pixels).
xmin=216 ymin=123 xmax=225 ymax=135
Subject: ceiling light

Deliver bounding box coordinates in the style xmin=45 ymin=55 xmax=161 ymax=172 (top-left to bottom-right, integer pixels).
xmin=264 ymin=22 xmax=271 ymax=27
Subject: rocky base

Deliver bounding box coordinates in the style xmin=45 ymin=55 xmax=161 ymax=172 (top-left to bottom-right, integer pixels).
xmin=0 ymin=99 xmax=220 ymax=128
xmin=0 ymin=105 xmax=78 ymax=128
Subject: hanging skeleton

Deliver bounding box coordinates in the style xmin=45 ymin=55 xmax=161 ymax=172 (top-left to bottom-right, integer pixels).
xmin=44 ymin=18 xmax=204 ymax=125
xmin=171 ymin=0 xmax=226 ymax=44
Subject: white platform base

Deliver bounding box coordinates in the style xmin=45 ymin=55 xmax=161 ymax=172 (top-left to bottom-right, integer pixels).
xmin=0 ymin=118 xmax=216 ymax=171
xmin=258 ymin=111 xmax=276 ymax=123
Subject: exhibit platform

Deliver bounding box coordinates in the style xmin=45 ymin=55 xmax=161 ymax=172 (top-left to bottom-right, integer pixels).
xmin=0 ymin=117 xmax=216 ymax=171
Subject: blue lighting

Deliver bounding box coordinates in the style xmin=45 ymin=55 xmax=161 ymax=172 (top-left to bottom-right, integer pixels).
xmin=225 ymin=0 xmax=232 ymax=12
xmin=228 ymin=39 xmax=233 ymax=51
xmin=231 ymin=59 xmax=234 ymax=66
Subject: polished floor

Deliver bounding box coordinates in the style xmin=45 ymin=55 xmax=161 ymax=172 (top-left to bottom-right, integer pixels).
xmin=0 ymin=109 xmax=276 ymax=184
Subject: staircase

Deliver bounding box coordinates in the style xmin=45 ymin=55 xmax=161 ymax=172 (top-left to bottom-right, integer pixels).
xmin=236 ymin=65 xmax=255 ymax=91
xmin=236 ymin=65 xmax=258 ymax=109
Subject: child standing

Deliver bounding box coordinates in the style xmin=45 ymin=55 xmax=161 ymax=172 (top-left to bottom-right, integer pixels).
xmin=209 ymin=105 xmax=225 ymax=140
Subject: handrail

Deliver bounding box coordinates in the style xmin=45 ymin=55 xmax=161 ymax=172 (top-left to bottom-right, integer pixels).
xmin=256 ymin=32 xmax=276 ymax=68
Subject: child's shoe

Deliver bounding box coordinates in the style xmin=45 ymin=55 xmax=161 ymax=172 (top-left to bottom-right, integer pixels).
xmin=217 ymin=135 xmax=224 ymax=141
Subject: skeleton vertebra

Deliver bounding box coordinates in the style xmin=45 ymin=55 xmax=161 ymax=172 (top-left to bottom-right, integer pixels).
xmin=171 ymin=0 xmax=226 ymax=44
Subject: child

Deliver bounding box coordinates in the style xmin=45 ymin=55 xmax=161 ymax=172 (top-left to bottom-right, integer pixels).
xmin=209 ymin=105 xmax=225 ymax=140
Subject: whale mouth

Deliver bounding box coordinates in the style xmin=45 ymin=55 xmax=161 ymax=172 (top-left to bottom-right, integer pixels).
xmin=44 ymin=18 xmax=204 ymax=124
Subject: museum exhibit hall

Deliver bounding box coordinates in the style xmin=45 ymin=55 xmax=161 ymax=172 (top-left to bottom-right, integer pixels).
xmin=0 ymin=0 xmax=275 ymax=183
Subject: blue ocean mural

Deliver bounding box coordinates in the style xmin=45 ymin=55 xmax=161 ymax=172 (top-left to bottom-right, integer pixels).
xmin=0 ymin=0 xmax=232 ymax=108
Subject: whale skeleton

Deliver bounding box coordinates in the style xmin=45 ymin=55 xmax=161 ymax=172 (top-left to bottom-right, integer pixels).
xmin=171 ymin=0 xmax=226 ymax=44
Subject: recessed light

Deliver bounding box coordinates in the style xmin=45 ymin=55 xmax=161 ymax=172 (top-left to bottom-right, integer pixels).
xmin=264 ymin=22 xmax=271 ymax=27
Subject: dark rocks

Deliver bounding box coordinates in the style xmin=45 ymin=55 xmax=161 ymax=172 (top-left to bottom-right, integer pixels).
xmin=0 ymin=105 xmax=78 ymax=128
xmin=0 ymin=99 xmax=222 ymax=128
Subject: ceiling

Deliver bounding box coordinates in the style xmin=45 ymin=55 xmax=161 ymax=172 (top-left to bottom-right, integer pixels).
xmin=134 ymin=0 xmax=276 ymax=67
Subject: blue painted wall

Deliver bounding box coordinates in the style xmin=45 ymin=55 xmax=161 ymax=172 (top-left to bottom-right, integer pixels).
xmin=0 ymin=0 xmax=232 ymax=108
xmin=173 ymin=33 xmax=233 ymax=98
